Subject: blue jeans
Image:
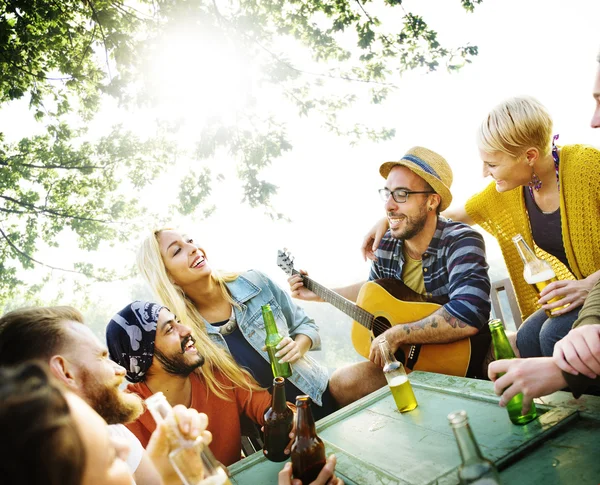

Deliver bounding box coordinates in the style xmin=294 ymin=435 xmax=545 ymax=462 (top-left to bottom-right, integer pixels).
xmin=516 ymin=307 xmax=581 ymax=358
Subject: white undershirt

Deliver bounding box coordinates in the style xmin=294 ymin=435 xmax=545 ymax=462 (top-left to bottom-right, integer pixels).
xmin=108 ymin=423 xmax=143 ymax=477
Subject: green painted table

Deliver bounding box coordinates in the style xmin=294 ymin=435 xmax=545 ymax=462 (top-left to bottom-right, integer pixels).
xmin=229 ymin=372 xmax=600 ymax=485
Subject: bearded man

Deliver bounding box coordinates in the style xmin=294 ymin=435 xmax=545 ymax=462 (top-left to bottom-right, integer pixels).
xmin=288 ymin=147 xmax=492 ymax=406
xmin=106 ymin=301 xmax=273 ymax=467
xmin=0 ymin=306 xmax=160 ymax=484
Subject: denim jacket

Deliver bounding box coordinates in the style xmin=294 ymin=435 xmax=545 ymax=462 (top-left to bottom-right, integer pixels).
xmin=204 ymin=270 xmax=329 ymax=405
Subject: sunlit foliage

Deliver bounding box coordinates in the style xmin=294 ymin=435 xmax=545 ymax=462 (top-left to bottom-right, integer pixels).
xmin=0 ymin=0 xmax=481 ymax=302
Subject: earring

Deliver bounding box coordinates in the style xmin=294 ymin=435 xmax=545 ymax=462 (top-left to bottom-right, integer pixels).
xmin=529 ymin=171 xmax=542 ymax=191
xmin=428 ymin=207 xmax=433 ymax=212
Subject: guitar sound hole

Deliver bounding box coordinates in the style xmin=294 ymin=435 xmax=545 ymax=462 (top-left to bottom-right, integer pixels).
xmin=372 ymin=316 xmax=406 ymax=364
xmin=372 ymin=316 xmax=391 ymax=338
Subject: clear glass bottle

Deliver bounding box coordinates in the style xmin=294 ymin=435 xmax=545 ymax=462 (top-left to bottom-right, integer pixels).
xmin=145 ymin=392 xmax=231 ymax=485
xmin=378 ymin=337 xmax=417 ymax=412
xmin=448 ymin=410 xmax=501 ymax=484
xmin=262 ymin=304 xmax=292 ymax=378
xmin=512 ymin=234 xmax=568 ymax=316
xmin=488 ymin=319 xmax=538 ymax=425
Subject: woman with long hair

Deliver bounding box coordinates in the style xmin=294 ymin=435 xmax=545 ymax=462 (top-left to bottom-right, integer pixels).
xmin=137 ymin=229 xmax=337 ymax=419
xmin=361 ymin=96 xmax=600 ymax=359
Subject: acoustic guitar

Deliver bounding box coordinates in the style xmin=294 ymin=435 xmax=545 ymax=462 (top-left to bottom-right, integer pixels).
xmin=277 ymin=249 xmax=472 ymax=377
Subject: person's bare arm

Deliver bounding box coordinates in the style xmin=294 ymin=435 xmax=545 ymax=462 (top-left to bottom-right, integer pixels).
xmin=146 ymin=406 xmax=212 ymax=485
xmin=133 ymin=452 xmax=162 ymax=485
xmin=441 ymin=204 xmax=475 ymax=225
xmin=370 ymin=307 xmax=478 ymax=366
xmin=361 ymin=217 xmax=389 ymax=262
xmin=330 ymin=282 xmax=364 ymax=303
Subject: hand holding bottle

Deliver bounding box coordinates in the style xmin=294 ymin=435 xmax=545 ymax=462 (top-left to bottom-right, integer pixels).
xmin=146 ymin=405 xmax=212 ymax=485
xmin=538 ymin=278 xmax=594 ymax=316
xmin=489 ymin=319 xmax=538 ymax=424
xmin=488 ymin=357 xmax=567 ymax=414
xmin=146 ymin=392 xmax=231 ymax=485
xmin=278 ymin=455 xmax=343 ymax=485
xmin=262 ymin=335 xmax=311 ymax=364
xmin=262 ymin=304 xmax=293 ymax=378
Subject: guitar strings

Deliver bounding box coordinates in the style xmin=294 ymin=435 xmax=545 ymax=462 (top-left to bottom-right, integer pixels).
xmin=280 ymin=259 xmax=393 ymax=336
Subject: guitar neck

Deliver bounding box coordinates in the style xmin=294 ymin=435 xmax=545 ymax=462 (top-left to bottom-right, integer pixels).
xmin=295 ymin=270 xmax=374 ymax=330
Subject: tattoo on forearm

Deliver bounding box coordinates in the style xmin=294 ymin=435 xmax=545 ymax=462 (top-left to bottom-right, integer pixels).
xmin=403 ymin=309 xmax=467 ymax=334
xmin=440 ymin=308 xmax=468 ymax=328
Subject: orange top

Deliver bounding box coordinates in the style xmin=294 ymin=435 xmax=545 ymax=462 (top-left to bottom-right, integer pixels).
xmin=125 ymin=370 xmax=271 ymax=466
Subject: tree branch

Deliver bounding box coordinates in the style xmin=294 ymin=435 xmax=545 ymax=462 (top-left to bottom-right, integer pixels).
xmin=0 ymin=226 xmax=84 ymax=275
xmin=353 ymin=0 xmax=394 ymax=47
xmin=251 ymin=36 xmax=397 ymax=87
xmin=0 ymin=51 xmax=74 ymax=82
xmin=0 ymin=159 xmax=103 ymax=171
xmin=0 ymin=194 xmax=113 ymax=224
xmin=86 ymin=0 xmax=113 ymax=80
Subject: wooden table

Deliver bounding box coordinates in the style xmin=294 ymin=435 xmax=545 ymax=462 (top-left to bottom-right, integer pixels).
xmin=229 ymin=372 xmax=600 ymax=484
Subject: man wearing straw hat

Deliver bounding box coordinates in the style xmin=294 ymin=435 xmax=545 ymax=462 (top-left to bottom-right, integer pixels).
xmin=288 ymin=147 xmax=492 ymax=406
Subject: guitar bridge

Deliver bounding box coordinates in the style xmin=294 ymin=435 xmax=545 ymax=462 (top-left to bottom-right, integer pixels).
xmin=406 ymin=345 xmax=421 ymax=370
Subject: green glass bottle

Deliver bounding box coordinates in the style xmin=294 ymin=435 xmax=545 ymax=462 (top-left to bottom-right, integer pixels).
xmin=448 ymin=410 xmax=501 ymax=484
xmin=488 ymin=319 xmax=537 ymax=425
xmin=262 ymin=304 xmax=292 ymax=378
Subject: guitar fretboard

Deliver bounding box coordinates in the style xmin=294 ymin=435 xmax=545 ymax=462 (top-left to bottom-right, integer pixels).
xmin=294 ymin=269 xmax=375 ymax=330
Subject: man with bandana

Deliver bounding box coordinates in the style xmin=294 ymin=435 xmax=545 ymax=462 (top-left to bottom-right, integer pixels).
xmin=107 ymin=300 xmax=274 ymax=467
xmin=0 ymin=305 xmax=207 ymax=485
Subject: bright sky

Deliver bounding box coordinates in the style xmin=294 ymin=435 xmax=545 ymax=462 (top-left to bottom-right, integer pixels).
xmin=3 ymin=0 xmax=599 ymax=317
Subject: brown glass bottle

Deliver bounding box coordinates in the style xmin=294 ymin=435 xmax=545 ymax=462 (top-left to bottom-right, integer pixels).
xmin=291 ymin=395 xmax=326 ymax=483
xmin=263 ymin=377 xmax=294 ymax=462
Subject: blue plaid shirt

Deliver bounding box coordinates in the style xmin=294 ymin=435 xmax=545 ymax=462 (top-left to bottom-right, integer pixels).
xmin=369 ymin=217 xmax=491 ymax=329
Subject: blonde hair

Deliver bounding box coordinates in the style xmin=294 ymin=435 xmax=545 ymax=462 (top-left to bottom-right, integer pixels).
xmin=477 ymin=96 xmax=553 ymax=158
xmin=137 ymin=228 xmax=263 ymax=399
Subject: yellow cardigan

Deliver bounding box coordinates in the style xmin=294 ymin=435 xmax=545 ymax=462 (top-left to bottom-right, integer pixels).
xmin=465 ymin=144 xmax=600 ymax=320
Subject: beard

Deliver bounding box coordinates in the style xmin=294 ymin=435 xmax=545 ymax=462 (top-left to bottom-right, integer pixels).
xmin=80 ymin=368 xmax=144 ymax=425
xmin=153 ymin=345 xmax=205 ymax=378
xmin=389 ymin=205 xmax=428 ymax=241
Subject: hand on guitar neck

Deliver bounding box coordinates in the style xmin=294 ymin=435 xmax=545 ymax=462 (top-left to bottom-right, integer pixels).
xmin=288 ymin=270 xmax=365 ymax=303
xmin=288 ymin=269 xmax=322 ymax=302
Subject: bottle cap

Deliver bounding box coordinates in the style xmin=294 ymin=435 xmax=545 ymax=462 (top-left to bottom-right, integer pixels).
xmin=447 ymin=410 xmax=468 ymax=426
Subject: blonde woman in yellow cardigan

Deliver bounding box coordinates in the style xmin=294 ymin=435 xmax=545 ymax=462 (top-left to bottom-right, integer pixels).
xmin=361 ymin=96 xmax=600 ymax=359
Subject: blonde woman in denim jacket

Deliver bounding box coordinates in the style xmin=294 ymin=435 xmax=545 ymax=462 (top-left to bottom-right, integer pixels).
xmin=137 ymin=229 xmax=337 ymax=419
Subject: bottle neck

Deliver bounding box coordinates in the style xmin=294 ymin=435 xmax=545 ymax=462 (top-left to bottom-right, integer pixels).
xmin=378 ymin=339 xmax=398 ymax=367
xmin=295 ymin=402 xmax=317 ymax=438
xmin=452 ymin=422 xmax=484 ymax=465
xmin=262 ymin=307 xmax=279 ymax=337
xmin=489 ymin=323 xmax=515 ymax=360
xmin=272 ymin=381 xmax=288 ymax=413
xmin=146 ymin=392 xmax=172 ymax=422
xmin=513 ymin=235 xmax=537 ymax=266
xmin=145 ymin=393 xmax=188 ymax=447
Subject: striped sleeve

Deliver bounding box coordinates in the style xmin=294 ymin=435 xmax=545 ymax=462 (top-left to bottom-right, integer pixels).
xmin=443 ymin=228 xmax=491 ymax=329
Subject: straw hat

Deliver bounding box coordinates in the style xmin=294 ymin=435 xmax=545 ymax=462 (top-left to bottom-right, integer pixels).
xmin=379 ymin=146 xmax=453 ymax=212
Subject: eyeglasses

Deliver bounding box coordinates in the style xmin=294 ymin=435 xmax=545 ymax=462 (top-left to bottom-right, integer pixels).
xmin=379 ymin=188 xmax=434 ymax=203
